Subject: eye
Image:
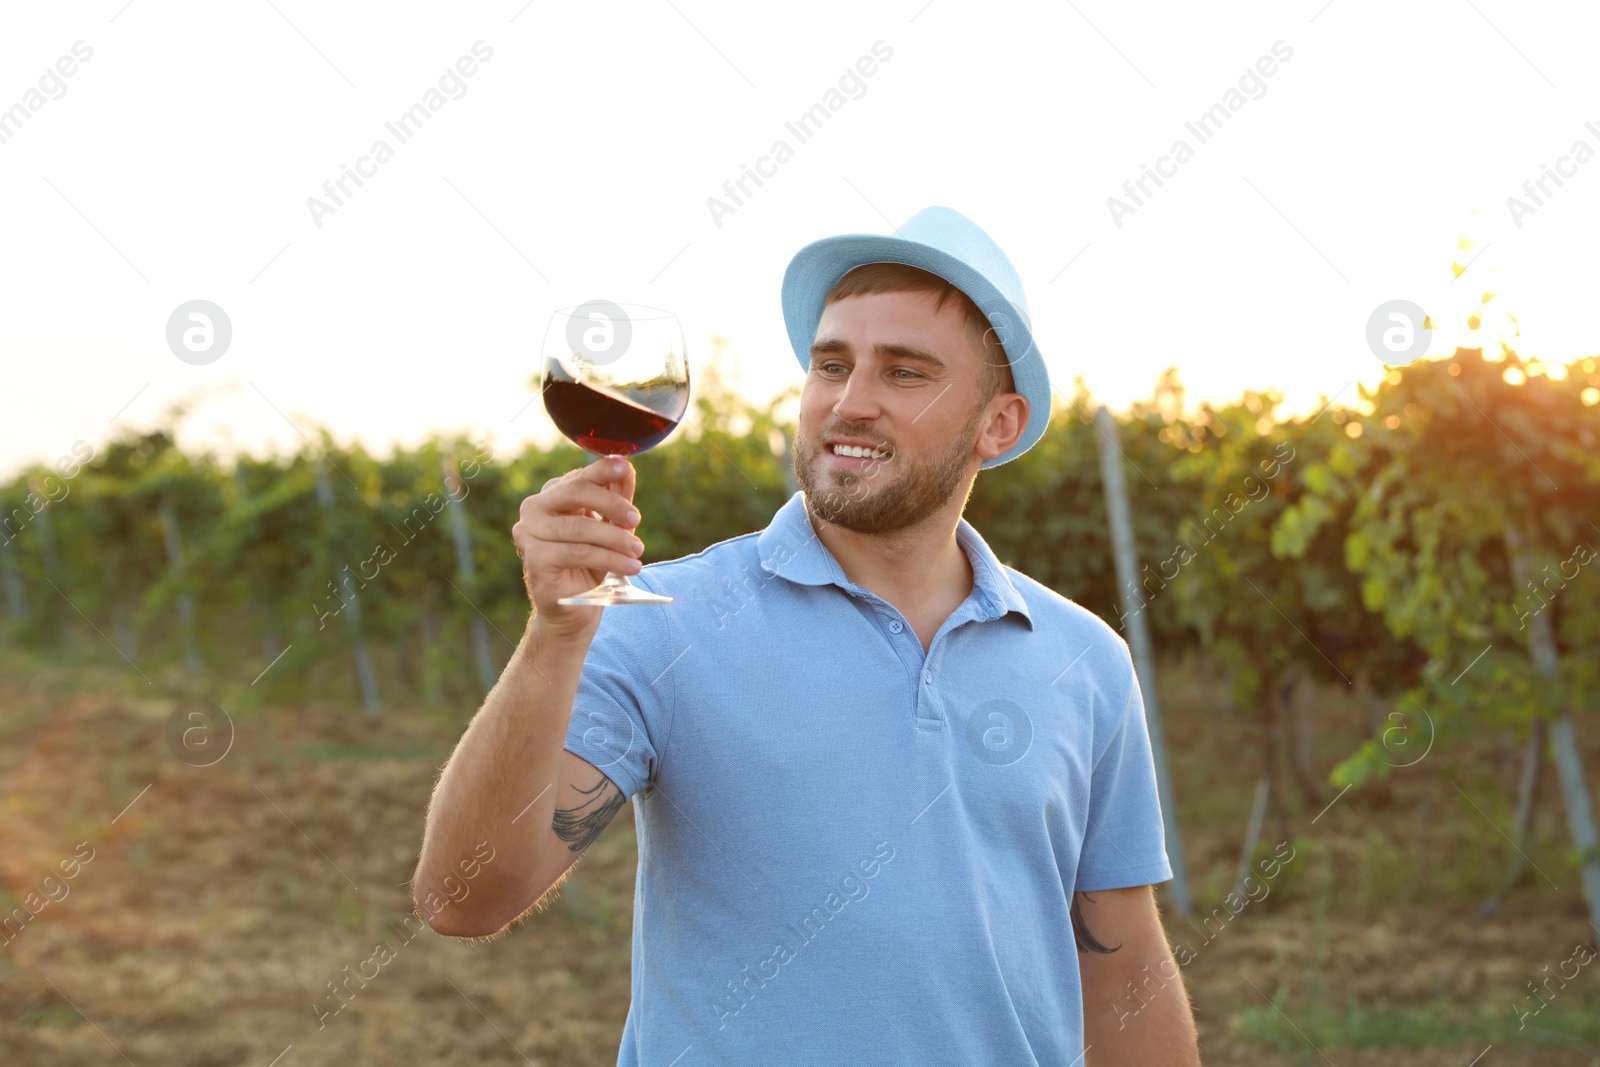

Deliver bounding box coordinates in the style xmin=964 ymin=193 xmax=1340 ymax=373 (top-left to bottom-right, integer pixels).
xmin=817 ymin=360 xmax=847 ymax=375
xmin=890 ymin=367 xmax=922 ymax=380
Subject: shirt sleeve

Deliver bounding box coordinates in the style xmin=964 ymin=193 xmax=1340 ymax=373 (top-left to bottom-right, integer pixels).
xmin=1074 ymin=654 xmax=1174 ymax=892
xmin=561 ymin=571 xmax=680 ymax=802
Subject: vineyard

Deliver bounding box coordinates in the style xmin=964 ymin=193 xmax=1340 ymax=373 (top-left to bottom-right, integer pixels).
xmin=4 ymin=327 xmax=1600 ymax=1062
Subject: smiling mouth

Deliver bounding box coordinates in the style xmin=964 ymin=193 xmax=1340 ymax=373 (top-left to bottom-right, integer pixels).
xmin=828 ymin=443 xmax=892 ymax=460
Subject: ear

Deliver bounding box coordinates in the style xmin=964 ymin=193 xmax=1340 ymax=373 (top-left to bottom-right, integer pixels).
xmin=974 ymin=393 xmax=1028 ymax=463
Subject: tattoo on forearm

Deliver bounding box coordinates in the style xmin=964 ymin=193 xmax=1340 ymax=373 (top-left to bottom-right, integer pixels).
xmin=1072 ymin=891 xmax=1123 ymax=955
xmin=552 ymin=773 xmax=624 ymax=853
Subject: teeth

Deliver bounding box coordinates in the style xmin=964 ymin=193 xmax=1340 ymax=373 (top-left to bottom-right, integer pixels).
xmin=832 ymin=444 xmax=887 ymax=459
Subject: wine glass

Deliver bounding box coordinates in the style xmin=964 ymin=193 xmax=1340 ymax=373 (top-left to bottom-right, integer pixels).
xmin=540 ymin=300 xmax=690 ymax=606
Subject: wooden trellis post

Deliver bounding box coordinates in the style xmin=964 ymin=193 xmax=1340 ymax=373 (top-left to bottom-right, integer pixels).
xmin=158 ymin=497 xmax=204 ymax=675
xmin=27 ymin=478 xmax=73 ymax=647
xmin=0 ymin=501 xmax=28 ymax=628
xmin=232 ymin=466 xmax=282 ymax=665
xmin=1503 ymin=518 xmax=1600 ymax=932
xmin=1094 ymin=405 xmax=1193 ymax=918
xmin=443 ymin=455 xmax=497 ymax=697
xmin=312 ymin=458 xmax=381 ymax=718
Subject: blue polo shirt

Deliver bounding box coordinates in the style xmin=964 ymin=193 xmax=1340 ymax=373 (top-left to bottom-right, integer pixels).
xmin=563 ymin=490 xmax=1172 ymax=1066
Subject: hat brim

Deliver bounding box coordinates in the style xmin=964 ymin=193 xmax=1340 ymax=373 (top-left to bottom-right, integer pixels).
xmin=781 ymin=233 xmax=1048 ymax=469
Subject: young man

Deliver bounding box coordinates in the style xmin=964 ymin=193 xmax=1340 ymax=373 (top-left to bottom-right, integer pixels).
xmin=414 ymin=207 xmax=1201 ymax=1065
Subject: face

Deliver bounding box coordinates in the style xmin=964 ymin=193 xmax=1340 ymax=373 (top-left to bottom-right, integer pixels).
xmin=793 ymin=289 xmax=1011 ymax=534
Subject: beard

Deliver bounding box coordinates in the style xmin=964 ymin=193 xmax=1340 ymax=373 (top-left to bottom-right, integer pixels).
xmin=793 ymin=401 xmax=984 ymax=535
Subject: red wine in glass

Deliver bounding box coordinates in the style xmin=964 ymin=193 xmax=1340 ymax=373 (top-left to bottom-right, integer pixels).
xmin=541 ymin=357 xmax=685 ymax=456
xmin=540 ymin=301 xmax=690 ymax=606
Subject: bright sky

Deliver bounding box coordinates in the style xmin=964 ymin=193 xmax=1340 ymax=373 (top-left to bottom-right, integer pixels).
xmin=2 ymin=0 xmax=1597 ymax=481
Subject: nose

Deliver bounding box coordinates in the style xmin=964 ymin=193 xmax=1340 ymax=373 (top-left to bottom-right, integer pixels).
xmin=830 ymin=363 xmax=881 ymax=423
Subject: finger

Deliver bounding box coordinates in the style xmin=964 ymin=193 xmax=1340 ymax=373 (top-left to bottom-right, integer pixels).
xmin=611 ymin=456 xmax=637 ymax=504
xmin=573 ymin=455 xmax=637 ymax=496
xmin=534 ymin=476 xmax=640 ymax=529
xmin=529 ymin=537 xmax=642 ymax=577
xmin=542 ymin=457 xmax=632 ymax=494
xmin=582 ymin=455 xmax=637 ymax=510
xmin=529 ymin=513 xmax=644 ymax=557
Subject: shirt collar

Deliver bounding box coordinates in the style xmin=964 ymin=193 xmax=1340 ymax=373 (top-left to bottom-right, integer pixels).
xmin=757 ymin=491 xmax=1034 ymax=629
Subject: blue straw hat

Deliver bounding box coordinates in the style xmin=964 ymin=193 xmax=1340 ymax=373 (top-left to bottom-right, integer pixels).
xmin=780 ymin=205 xmax=1050 ymax=468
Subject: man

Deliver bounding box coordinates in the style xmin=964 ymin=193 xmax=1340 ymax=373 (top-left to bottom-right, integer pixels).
xmin=413 ymin=206 xmax=1201 ymax=1065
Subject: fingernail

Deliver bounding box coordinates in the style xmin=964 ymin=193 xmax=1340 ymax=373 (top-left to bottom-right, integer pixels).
xmin=626 ymin=508 xmax=640 ymax=524
xmin=611 ymin=459 xmax=628 ymax=474
xmin=630 ymin=536 xmax=644 ymax=553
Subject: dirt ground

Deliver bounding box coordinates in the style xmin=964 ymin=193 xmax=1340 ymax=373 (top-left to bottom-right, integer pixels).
xmin=2 ymin=654 xmax=1598 ymax=1067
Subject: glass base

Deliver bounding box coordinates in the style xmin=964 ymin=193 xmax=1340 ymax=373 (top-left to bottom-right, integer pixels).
xmin=558 ymin=572 xmax=672 ymax=606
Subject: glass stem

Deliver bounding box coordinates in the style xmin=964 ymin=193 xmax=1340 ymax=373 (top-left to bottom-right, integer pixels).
xmin=603 ymin=452 xmax=634 ymax=588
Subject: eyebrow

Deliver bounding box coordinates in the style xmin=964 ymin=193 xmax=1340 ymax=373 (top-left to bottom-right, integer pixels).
xmin=809 ymin=338 xmax=947 ymax=370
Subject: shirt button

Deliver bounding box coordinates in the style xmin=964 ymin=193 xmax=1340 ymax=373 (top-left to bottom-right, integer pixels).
xmin=923 ymin=671 xmax=932 ymax=684
xmin=889 ymin=620 xmax=903 ymax=634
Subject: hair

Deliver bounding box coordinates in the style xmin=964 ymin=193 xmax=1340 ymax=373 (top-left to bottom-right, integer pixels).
xmin=823 ymin=263 xmax=1016 ymax=405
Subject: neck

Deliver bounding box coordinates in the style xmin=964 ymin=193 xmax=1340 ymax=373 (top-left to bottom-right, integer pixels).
xmin=803 ymin=492 xmax=974 ymax=613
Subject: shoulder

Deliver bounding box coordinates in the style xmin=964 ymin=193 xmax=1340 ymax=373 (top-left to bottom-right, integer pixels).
xmin=1004 ymin=566 xmax=1128 ymax=654
xmin=583 ymin=532 xmax=763 ymax=643
xmin=1001 ymin=565 xmax=1137 ymax=692
xmin=637 ymin=528 xmax=765 ymax=586
xmin=581 ymin=537 xmax=771 ymax=680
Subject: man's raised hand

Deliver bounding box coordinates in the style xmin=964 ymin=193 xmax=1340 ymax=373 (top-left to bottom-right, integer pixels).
xmin=512 ymin=456 xmax=644 ymax=640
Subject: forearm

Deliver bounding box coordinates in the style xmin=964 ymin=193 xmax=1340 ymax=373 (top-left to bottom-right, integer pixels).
xmin=412 ymin=616 xmax=587 ymax=933
xmin=1083 ymin=955 xmax=1200 ymax=1067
